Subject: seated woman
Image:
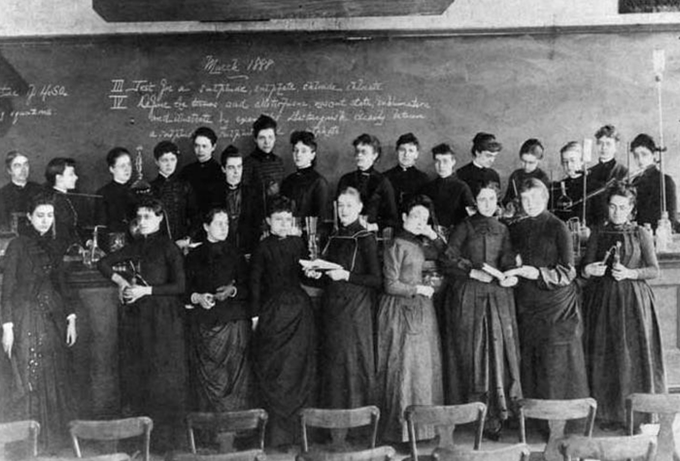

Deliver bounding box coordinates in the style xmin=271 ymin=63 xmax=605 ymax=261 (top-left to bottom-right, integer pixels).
xmin=1 ymin=194 xmax=77 ymax=451
xmin=582 ymin=181 xmax=666 ymax=430
xmin=630 ymin=133 xmax=680 ymax=231
xmin=185 ymin=208 xmax=252 ymax=412
xmin=97 ymin=198 xmax=187 ymax=453
xmin=249 ymin=196 xmax=317 ymax=448
xmin=505 ymin=179 xmax=588 ymax=401
xmin=377 ymin=195 xmax=445 ymax=443
xmin=441 ymin=182 xmax=521 ymax=440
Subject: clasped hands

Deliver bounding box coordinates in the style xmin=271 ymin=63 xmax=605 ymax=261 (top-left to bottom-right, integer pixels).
xmin=469 ymin=268 xmax=520 ymax=287
xmin=584 ymin=261 xmax=636 ymax=281
xmin=192 ymin=284 xmax=238 ymax=310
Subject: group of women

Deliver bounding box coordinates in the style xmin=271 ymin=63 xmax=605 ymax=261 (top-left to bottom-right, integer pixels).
xmin=0 ymin=127 xmax=669 ymax=456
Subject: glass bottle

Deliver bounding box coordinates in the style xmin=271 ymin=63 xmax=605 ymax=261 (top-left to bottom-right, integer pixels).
xmin=556 ymin=181 xmax=573 ymax=211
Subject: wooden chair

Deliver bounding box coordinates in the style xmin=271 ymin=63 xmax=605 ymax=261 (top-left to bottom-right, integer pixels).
xmin=0 ymin=420 xmax=40 ymax=459
xmin=558 ymin=434 xmax=657 ymax=461
xmin=518 ymin=398 xmax=597 ymax=461
xmin=300 ymin=406 xmax=380 ymax=453
xmin=169 ymin=449 xmax=266 ymax=461
xmin=626 ymin=393 xmax=680 ymax=461
xmin=433 ymin=444 xmax=531 ymax=461
xmin=187 ymin=410 xmax=267 ymax=454
xmin=404 ymin=403 xmax=487 ymax=461
xmin=296 ymin=445 xmax=396 ymax=461
xmin=69 ymin=417 xmax=153 ymax=461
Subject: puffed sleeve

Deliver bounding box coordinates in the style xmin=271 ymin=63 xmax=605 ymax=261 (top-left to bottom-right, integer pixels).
xmin=347 ymin=233 xmax=382 ymax=289
xmin=383 ymin=240 xmax=417 ymax=297
xmin=440 ymin=221 xmax=473 ymax=278
xmin=150 ymin=242 xmax=185 ymax=295
xmin=97 ymin=242 xmax=139 ymax=281
xmin=634 ymin=226 xmax=659 ymax=280
xmin=499 ymin=225 xmax=516 ymax=272
xmin=1 ymin=238 xmax=21 ymax=324
xmin=536 ymin=219 xmax=576 ymax=290
xmin=312 ymin=175 xmax=331 ymax=223
xmin=249 ymin=241 xmax=265 ymax=316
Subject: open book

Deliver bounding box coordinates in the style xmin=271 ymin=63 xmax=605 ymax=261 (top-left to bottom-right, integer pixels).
xmin=299 ymin=259 xmax=343 ymax=272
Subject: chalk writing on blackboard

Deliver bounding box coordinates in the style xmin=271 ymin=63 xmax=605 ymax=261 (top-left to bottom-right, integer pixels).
xmin=0 ymin=83 xmax=68 ymax=125
xmin=105 ymin=55 xmax=432 ymax=141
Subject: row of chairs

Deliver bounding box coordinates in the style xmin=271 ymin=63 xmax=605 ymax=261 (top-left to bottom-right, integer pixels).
xmin=1 ymin=393 xmax=677 ymax=461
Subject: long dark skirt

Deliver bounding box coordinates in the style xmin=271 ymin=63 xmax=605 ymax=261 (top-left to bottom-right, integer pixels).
xmin=321 ymin=282 xmax=376 ymax=409
xmin=254 ymin=288 xmax=317 ymax=447
xmin=443 ymin=279 xmax=522 ymax=420
xmin=377 ymin=294 xmax=444 ymax=443
xmin=119 ymin=297 xmax=188 ymax=452
xmin=584 ymin=278 xmax=666 ymax=424
xmin=190 ymin=320 xmax=253 ymax=412
xmin=516 ymin=284 xmax=589 ymax=400
xmin=9 ymin=310 xmax=75 ymax=450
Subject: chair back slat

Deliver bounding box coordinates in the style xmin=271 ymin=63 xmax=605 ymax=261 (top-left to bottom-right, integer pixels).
xmin=433 ymin=444 xmax=530 ymax=461
xmin=69 ymin=417 xmax=153 ymax=461
xmin=171 ymin=448 xmax=266 ymax=461
xmin=301 ymin=407 xmax=379 ymax=429
xmin=559 ymin=434 xmax=657 ymax=461
xmin=296 ymin=445 xmax=395 ymax=461
xmin=187 ymin=410 xmax=268 ymax=454
xmin=519 ymin=398 xmax=597 ymax=421
xmin=0 ymin=420 xmax=40 ymax=457
xmin=627 ymin=393 xmax=680 ymax=461
xmin=628 ymin=393 xmax=680 ymax=415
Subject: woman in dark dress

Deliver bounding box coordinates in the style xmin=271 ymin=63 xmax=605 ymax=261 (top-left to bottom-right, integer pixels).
xmin=582 ymin=182 xmax=666 ymax=429
xmin=97 ymin=198 xmax=188 ymax=453
xmin=505 ymin=179 xmax=589 ymax=401
xmin=185 ymin=208 xmax=252 ymax=412
xmin=1 ymin=194 xmax=77 ymax=450
xmin=377 ymin=195 xmax=445 ymax=443
xmin=280 ymin=130 xmax=331 ymax=227
xmin=441 ymin=182 xmax=521 ymax=439
xmin=316 ymin=186 xmax=381 ymax=409
xmin=250 ymin=196 xmax=317 ymax=447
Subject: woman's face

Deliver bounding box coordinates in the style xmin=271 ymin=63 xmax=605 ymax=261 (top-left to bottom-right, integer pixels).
xmin=608 ymin=194 xmax=634 ymax=225
xmin=267 ymin=211 xmax=293 ymax=237
xmin=476 ymin=188 xmax=498 ymax=217
xmin=204 ymin=211 xmax=230 ymax=242
xmin=256 ymin=128 xmax=276 ymax=154
xmin=156 ymin=153 xmax=178 ymax=177
xmin=434 ymin=154 xmax=455 ymax=178
xmin=28 ymin=204 xmax=54 ymax=235
xmin=292 ymin=141 xmax=316 ymax=169
xmin=354 ymin=143 xmax=378 ymax=171
xmin=561 ymin=149 xmax=583 ymax=178
xmin=520 ymin=153 xmax=540 ymax=173
xmin=136 ymin=207 xmax=163 ymax=235
xmin=193 ymin=136 xmax=216 ymax=163
xmin=397 ymin=142 xmax=419 ymax=169
xmin=597 ymin=136 xmax=617 ymax=162
xmin=337 ymin=193 xmax=362 ymax=226
xmin=110 ymin=154 xmax=132 ymax=183
xmin=633 ymin=146 xmax=655 ymax=170
xmin=8 ymin=155 xmax=29 ymax=184
xmin=520 ymin=187 xmax=548 ymax=217
xmin=402 ymin=205 xmax=430 ymax=235
xmin=474 ymin=150 xmax=498 ymax=169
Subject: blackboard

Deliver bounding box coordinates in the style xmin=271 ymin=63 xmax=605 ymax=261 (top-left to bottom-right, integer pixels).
xmin=1 ymin=31 xmax=680 ymax=199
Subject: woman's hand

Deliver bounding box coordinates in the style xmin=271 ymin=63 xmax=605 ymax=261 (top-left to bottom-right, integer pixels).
xmin=504 ymin=266 xmax=540 ymax=280
xmin=326 ymin=269 xmax=350 ymax=281
xmin=421 ymin=224 xmax=438 ymax=241
xmin=251 ymin=316 xmax=259 ymax=331
xmin=191 ymin=292 xmax=215 ymax=310
xmin=111 ymin=273 xmax=132 ymax=304
xmin=500 ymin=276 xmax=519 ymax=288
xmin=470 ymin=269 xmax=493 ymax=283
xmin=304 ymin=268 xmax=322 ymax=280
xmin=215 ymin=284 xmax=237 ymax=302
xmin=584 ymin=261 xmax=607 ymax=278
xmin=123 ymin=286 xmax=152 ymax=304
xmin=2 ymin=324 xmax=13 ymax=357
xmin=66 ymin=317 xmax=77 ymax=347
xmin=612 ymin=263 xmax=637 ymax=281
xmin=416 ymin=284 xmax=435 ymax=299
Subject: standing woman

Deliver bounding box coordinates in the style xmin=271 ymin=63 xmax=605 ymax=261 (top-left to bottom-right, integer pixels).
xmin=250 ymin=196 xmax=317 ymax=447
xmin=441 ymin=182 xmax=521 ymax=439
xmin=505 ymin=179 xmax=588 ymax=400
xmin=582 ymin=182 xmax=665 ymax=429
xmin=185 ymin=208 xmax=252 ymax=412
xmin=318 ymin=186 xmax=381 ymax=409
xmin=377 ymin=195 xmax=445 ymax=443
xmin=1 ymin=194 xmax=77 ymax=450
xmin=97 ymin=198 xmax=188 ymax=453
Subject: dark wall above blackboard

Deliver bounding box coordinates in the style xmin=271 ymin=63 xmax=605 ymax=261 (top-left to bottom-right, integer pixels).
xmin=1 ymin=31 xmax=680 ymax=205
xmin=93 ymin=0 xmax=454 ymax=22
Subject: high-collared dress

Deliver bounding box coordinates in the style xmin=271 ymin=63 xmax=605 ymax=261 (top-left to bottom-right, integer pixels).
xmin=440 ymin=214 xmax=522 ymax=421
xmin=336 ymin=167 xmax=398 ymax=230
xmin=384 ymin=165 xmax=430 ymax=211
xmin=319 ymin=220 xmax=381 ymax=409
xmin=377 ymin=230 xmax=445 ymax=442
xmin=582 ymin=222 xmax=666 ymax=424
xmin=420 ymin=174 xmax=475 ymax=229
